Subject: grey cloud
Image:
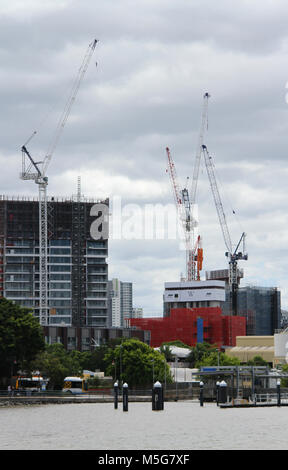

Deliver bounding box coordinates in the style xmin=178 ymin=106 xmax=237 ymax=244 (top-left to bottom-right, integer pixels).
xmin=1 ymin=0 xmax=288 ymax=310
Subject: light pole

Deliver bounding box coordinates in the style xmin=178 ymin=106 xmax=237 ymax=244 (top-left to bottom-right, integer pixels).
xmin=116 ymin=344 xmax=123 ymax=387
xmin=216 ymin=349 xmax=220 ymax=368
xmin=175 ymin=357 xmax=178 ymax=401
xmin=120 ymin=344 xmax=123 ymax=386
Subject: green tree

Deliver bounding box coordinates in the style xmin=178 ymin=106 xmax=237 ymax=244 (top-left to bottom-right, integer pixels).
xmin=0 ymin=297 xmax=45 ymax=378
xmin=80 ymin=345 xmax=109 ymax=372
xmin=31 ymin=343 xmax=83 ymax=389
xmin=105 ymin=338 xmax=173 ymax=388
xmin=246 ymin=355 xmax=269 ymax=366
xmin=159 ymin=344 xmax=174 ymax=362
xmin=195 ymin=351 xmax=241 ymax=368
xmin=280 ymin=365 xmax=288 ymax=387
xmin=187 ymin=342 xmax=217 ymax=367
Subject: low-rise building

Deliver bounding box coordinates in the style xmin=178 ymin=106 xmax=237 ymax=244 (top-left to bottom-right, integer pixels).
xmin=226 ymin=336 xmax=274 ymax=365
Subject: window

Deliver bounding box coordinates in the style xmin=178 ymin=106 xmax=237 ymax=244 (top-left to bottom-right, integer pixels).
xmin=50 ymin=240 xmax=70 ymax=246
xmin=50 ymin=248 xmax=71 ymax=255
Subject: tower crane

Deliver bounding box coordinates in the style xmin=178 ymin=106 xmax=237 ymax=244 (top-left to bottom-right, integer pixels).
xmin=20 ymin=39 xmax=98 ymax=326
xmin=165 ymin=93 xmax=209 ymax=282
xmin=190 ymin=92 xmax=210 ymax=210
xmin=166 ymin=147 xmax=202 ymax=281
xmin=201 ymin=144 xmax=248 ymax=315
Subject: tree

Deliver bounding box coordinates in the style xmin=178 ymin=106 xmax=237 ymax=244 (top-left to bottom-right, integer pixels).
xmin=187 ymin=342 xmax=217 ymax=368
xmin=195 ymin=351 xmax=241 ymax=368
xmin=105 ymin=338 xmax=173 ymax=388
xmin=246 ymin=356 xmax=269 ymax=366
xmin=159 ymin=344 xmax=174 ymax=362
xmin=280 ymin=365 xmax=288 ymax=387
xmin=0 ymin=297 xmax=45 ymax=379
xmin=80 ymin=345 xmax=110 ymax=372
xmin=31 ymin=343 xmax=83 ymax=389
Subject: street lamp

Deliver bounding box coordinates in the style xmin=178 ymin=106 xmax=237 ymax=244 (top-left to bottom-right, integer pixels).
xmin=116 ymin=344 xmax=123 ymax=387
xmin=216 ymin=349 xmax=220 ymax=368
xmin=151 ymin=358 xmax=155 ymax=386
xmin=175 ymin=357 xmax=178 ymax=401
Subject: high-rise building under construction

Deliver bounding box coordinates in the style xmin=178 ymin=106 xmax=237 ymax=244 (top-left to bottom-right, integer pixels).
xmin=0 ymin=195 xmax=109 ymax=327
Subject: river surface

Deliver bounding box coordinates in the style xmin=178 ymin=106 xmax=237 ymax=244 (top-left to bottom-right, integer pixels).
xmin=0 ymin=401 xmax=287 ymax=450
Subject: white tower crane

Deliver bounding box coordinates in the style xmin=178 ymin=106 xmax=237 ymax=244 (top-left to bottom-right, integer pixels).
xmin=190 ymin=92 xmax=210 ymax=212
xmin=201 ymin=144 xmax=248 ymax=315
xmin=166 ymin=147 xmax=202 ymax=281
xmin=20 ymin=39 xmax=98 ymax=326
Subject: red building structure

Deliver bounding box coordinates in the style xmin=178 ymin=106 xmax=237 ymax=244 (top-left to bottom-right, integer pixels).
xmin=129 ymin=307 xmax=246 ymax=348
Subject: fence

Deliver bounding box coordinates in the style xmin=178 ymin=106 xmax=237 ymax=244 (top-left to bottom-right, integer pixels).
xmin=1 ymin=385 xmax=287 ymax=403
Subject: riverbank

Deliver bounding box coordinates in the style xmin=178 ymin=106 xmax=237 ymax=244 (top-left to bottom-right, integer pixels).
xmin=0 ymin=395 xmax=155 ymax=406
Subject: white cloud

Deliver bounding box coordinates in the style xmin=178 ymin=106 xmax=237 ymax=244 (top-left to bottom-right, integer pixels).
xmin=1 ymin=0 xmax=288 ymax=313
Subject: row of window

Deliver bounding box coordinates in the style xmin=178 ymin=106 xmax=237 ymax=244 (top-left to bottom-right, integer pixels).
xmin=7 ymin=239 xmax=107 ymax=247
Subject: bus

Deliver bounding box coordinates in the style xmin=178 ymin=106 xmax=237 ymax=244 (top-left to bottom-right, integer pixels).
xmin=62 ymin=377 xmax=88 ymax=394
xmin=15 ymin=376 xmax=46 ymax=394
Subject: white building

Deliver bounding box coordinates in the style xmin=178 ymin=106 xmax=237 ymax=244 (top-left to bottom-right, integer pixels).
xmin=132 ymin=307 xmax=143 ymax=319
xmin=108 ymin=278 xmax=133 ymax=327
xmin=163 ymin=280 xmax=226 ymax=316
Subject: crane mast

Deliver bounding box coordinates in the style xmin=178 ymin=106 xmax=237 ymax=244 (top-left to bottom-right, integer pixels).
xmin=166 ymin=147 xmax=201 ymax=281
xmin=201 ymin=145 xmax=233 ymax=254
xmin=20 ymin=39 xmax=97 ymax=326
xmin=190 ymin=92 xmax=210 ymax=208
xmin=201 ymin=144 xmax=248 ymax=315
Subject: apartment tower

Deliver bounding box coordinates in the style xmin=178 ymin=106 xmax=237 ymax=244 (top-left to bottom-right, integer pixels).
xmin=0 ymin=195 xmax=109 ymax=327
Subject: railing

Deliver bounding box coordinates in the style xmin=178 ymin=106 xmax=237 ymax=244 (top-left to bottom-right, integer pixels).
xmin=254 ymin=392 xmax=288 ymax=404
xmin=1 ymin=387 xmax=287 ymax=404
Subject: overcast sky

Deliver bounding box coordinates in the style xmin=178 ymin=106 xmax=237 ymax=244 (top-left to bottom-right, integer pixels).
xmin=1 ymin=0 xmax=288 ymax=314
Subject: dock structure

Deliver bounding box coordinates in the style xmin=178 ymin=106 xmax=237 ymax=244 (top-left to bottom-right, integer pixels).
xmin=193 ymin=365 xmax=288 ymax=408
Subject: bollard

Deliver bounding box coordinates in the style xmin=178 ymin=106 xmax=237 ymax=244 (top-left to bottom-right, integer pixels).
xmin=122 ymin=383 xmax=128 ymax=412
xmin=114 ymin=382 xmax=119 ymax=410
xmin=199 ymin=381 xmax=204 ymax=407
xmin=216 ymin=381 xmax=220 ymax=406
xmin=152 ymin=381 xmax=164 ymax=411
xmin=277 ymin=379 xmax=281 ymax=407
xmin=218 ymin=380 xmax=227 ymax=404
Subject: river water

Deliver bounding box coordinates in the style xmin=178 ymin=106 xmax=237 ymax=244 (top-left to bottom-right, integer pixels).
xmin=0 ymin=401 xmax=287 ymax=450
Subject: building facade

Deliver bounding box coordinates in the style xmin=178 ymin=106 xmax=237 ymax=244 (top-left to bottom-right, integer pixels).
xmin=163 ymin=280 xmax=226 ymax=316
xmin=0 ymin=195 xmax=109 ymax=327
xmin=237 ymin=286 xmax=281 ymax=336
xmin=108 ymin=278 xmax=133 ymax=327
xmin=43 ymin=325 xmax=151 ymax=352
xmin=129 ymin=307 xmax=246 ymax=348
xmin=108 ymin=278 xmax=122 ymax=327
xmin=132 ymin=307 xmax=143 ymax=319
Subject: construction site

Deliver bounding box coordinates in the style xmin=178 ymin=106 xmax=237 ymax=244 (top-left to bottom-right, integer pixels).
xmin=0 ymin=41 xmax=282 ymax=353
xmin=130 ymin=92 xmax=281 ymax=349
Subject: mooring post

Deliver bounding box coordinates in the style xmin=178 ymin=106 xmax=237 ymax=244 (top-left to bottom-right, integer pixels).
xmin=219 ymin=380 xmax=227 ymax=405
xmin=114 ymin=381 xmax=119 ymax=409
xmin=277 ymin=379 xmax=281 ymax=407
xmin=152 ymin=381 xmax=164 ymax=411
xmin=123 ymin=382 xmax=128 ymax=412
xmin=199 ymin=381 xmax=204 ymax=407
xmin=216 ymin=381 xmax=220 ymax=406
